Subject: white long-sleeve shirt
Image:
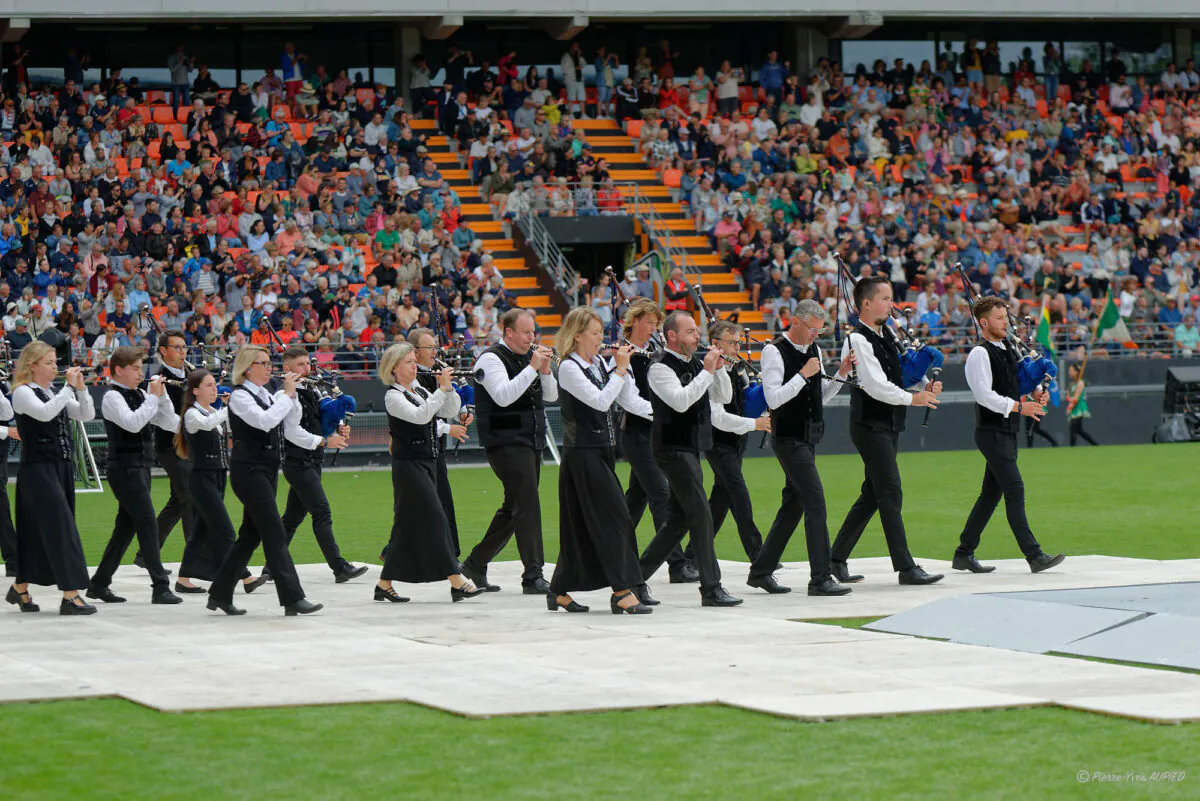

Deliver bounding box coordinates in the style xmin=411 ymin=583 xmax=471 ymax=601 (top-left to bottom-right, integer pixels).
xmin=102 ymin=382 xmax=179 ymax=433
xmin=284 ymin=392 xmax=323 ymax=450
xmin=965 ymin=342 xmax=1018 ymax=417
xmin=474 ymin=343 xmax=559 ymax=407
xmin=184 ymin=405 xmax=228 ymax=434
xmin=384 ymin=382 xmax=461 ymax=424
xmin=0 ymin=393 xmax=12 ymax=438
xmin=708 ymin=365 xmax=757 ymax=435
xmin=611 ymin=358 xmax=654 ymax=421
xmin=12 ymin=382 xmax=95 ymax=422
xmin=842 ymin=325 xmax=928 ymax=407
xmin=558 ymin=354 xmax=638 ymax=412
xmin=647 ymin=349 xmax=717 ymax=413
xmin=760 ymin=338 xmax=846 ymax=410
xmin=228 ymin=380 xmax=296 ymax=431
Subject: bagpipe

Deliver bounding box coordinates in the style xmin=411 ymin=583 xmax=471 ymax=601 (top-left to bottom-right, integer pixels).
xmin=954 ymin=264 xmax=1057 ymax=397
xmin=686 ymin=273 xmax=768 ymax=419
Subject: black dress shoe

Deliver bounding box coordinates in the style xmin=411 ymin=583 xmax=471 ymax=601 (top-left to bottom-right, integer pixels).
xmin=284 ymin=599 xmax=324 ymax=616
xmin=374 ymin=585 xmax=410 ymax=603
xmin=700 ymin=586 xmax=744 ymax=607
xmin=668 ymin=563 xmax=700 ymax=583
xmin=521 ymin=577 xmax=551 ymax=595
xmin=461 ymin=564 xmax=501 ymax=592
xmin=206 ymin=597 xmax=246 ymax=616
xmin=243 ymin=574 xmax=269 ymax=594
xmin=152 ymin=589 xmax=184 ymax=605
xmin=334 ymin=564 xmax=369 ymax=583
xmin=746 ymin=574 xmax=792 ymax=594
xmin=952 ymin=554 xmax=996 ymax=573
xmin=174 ymin=582 xmax=207 ymax=594
xmin=86 ymin=585 xmax=127 ymax=603
xmin=7 ymin=585 xmax=40 ymax=612
xmin=60 ymin=596 xmax=97 ymax=616
xmin=1029 ymin=552 xmax=1066 ymax=573
xmin=898 ymin=566 xmax=944 ymax=585
xmin=633 ymin=584 xmax=661 ymax=606
xmin=546 ymin=592 xmax=589 ymax=613
xmin=832 ymin=562 xmax=864 ymax=583
xmin=808 ymin=578 xmax=852 ymax=596
xmin=610 ymin=592 xmax=652 ymax=614
xmin=451 ymin=581 xmax=486 ymax=602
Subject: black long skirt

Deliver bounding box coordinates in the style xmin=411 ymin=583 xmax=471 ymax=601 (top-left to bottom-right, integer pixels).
xmin=381 ymin=458 xmax=458 ymax=584
xmin=180 ymin=469 xmax=236 ymax=582
xmin=549 ymin=446 xmax=643 ymax=594
xmin=15 ymin=459 xmax=90 ymax=591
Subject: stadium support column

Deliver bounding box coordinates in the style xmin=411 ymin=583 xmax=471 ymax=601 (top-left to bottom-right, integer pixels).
xmin=790 ymin=24 xmax=828 ymax=79
xmin=1176 ymin=28 xmax=1192 ymax=69
xmin=395 ymin=25 xmax=422 ymax=112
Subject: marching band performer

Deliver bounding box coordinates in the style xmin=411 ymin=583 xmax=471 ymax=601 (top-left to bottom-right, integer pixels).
xmin=7 ymin=343 xmax=96 ymax=615
xmin=377 ymin=343 xmax=484 ymax=603
xmin=637 ymin=312 xmax=742 ymax=607
xmin=548 ymin=308 xmax=652 ymax=615
xmin=206 ymin=345 xmax=321 ymax=616
xmin=751 ymin=300 xmax=854 ymax=596
xmin=460 ymin=308 xmax=557 ymax=595
xmin=614 ymin=299 xmax=696 ymax=583
xmin=88 ymin=347 xmax=182 ymax=606
xmin=173 ymin=370 xmax=268 ymax=594
xmin=953 ymin=297 xmax=1066 ymax=574
xmin=830 ymin=276 xmax=944 ymax=586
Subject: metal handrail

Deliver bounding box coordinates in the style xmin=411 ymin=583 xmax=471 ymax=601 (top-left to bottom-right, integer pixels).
xmin=621 ymin=182 xmax=704 ymax=290
xmin=514 ymin=212 xmax=582 ymax=307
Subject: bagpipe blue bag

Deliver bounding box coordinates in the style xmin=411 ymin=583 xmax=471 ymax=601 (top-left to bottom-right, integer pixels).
xmin=319 ymin=394 xmax=357 ymax=436
xmin=1017 ymin=355 xmax=1057 ymax=397
xmin=900 ymin=346 xmax=944 ymax=388
xmin=743 ymin=382 xmax=767 ymax=419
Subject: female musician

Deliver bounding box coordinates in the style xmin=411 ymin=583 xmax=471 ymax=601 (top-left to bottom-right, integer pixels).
xmin=377 ymin=342 xmax=484 ymax=603
xmin=206 ymin=345 xmax=321 ymax=616
xmin=549 ymin=307 xmax=652 ymax=615
xmin=1066 ymin=363 xmax=1099 ymax=446
xmin=173 ymin=369 xmax=268 ymax=595
xmin=7 ymin=342 xmax=97 ymax=615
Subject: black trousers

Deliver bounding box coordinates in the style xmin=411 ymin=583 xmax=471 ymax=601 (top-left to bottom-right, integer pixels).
xmin=463 ymin=445 xmax=545 ymax=582
xmin=92 ymin=465 xmax=171 ymax=590
xmin=752 ymin=438 xmax=832 ymax=582
xmin=638 ymin=450 xmax=722 ymax=592
xmin=280 ymin=459 xmax=345 ymax=570
xmin=622 ymin=426 xmax=686 ymax=568
xmin=0 ymin=451 xmax=15 ymax=571
xmin=686 ymin=441 xmax=762 ymax=562
xmin=1069 ymin=418 xmax=1099 ymax=446
xmin=830 ymin=424 xmax=917 ymax=573
xmin=957 ymin=429 xmax=1042 ymax=559
xmin=209 ymin=462 xmax=306 ymax=606
xmin=154 ymin=447 xmax=195 ymax=547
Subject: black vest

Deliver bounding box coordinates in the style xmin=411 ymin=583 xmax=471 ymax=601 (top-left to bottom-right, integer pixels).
xmin=473 ymin=344 xmax=545 ymax=450
xmin=769 ymin=337 xmax=825 ymax=444
xmin=560 ymin=356 xmax=616 ymax=449
xmin=15 ymin=386 xmax=74 ymax=462
xmin=228 ymin=385 xmax=285 ymax=466
xmin=975 ymin=341 xmax=1020 ymax=433
xmin=416 ymin=367 xmax=449 ymax=452
xmin=148 ymin=363 xmax=186 ymax=453
xmin=284 ymin=386 xmax=325 ymax=464
xmin=712 ymin=364 xmax=750 ymax=449
xmin=848 ymin=324 xmax=907 ymax=432
xmin=186 ymin=408 xmax=229 ymax=471
xmin=621 ymin=351 xmax=653 ymax=433
xmin=104 ymin=385 xmax=156 ymax=468
xmin=650 ymin=350 xmax=712 ymax=454
xmin=387 ymin=385 xmax=440 ymax=461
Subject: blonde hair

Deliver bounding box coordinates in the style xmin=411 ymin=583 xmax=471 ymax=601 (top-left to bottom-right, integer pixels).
xmin=378 ymin=342 xmax=414 ymax=385
xmin=12 ymin=341 xmax=55 ymax=388
xmin=621 ymin=297 xmax=665 ymax=339
xmin=232 ymin=345 xmax=269 ymax=385
xmin=554 ymin=307 xmax=603 ymax=359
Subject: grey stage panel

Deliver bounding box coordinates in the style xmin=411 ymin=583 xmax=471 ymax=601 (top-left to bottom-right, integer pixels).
xmin=864 ymin=596 xmax=1143 ymax=654
xmin=1059 ymin=613 xmax=1200 ymax=669
xmin=991 ymin=582 xmax=1200 ymax=617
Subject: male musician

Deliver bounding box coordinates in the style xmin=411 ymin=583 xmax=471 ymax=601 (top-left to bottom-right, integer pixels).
xmin=830 ymin=275 xmax=944 ymax=586
xmin=953 ymin=297 xmax=1066 ymax=573
xmin=265 ymin=346 xmax=367 ymax=583
xmin=410 ymin=328 xmax=472 ymax=556
xmin=751 ymin=300 xmax=854 ymax=596
xmin=638 ymin=311 xmax=742 ymax=607
xmin=614 ymin=298 xmax=697 ymax=583
xmin=686 ymin=320 xmax=769 ymax=566
xmin=88 ymin=347 xmax=183 ymax=605
xmin=460 ymin=308 xmax=556 ymax=594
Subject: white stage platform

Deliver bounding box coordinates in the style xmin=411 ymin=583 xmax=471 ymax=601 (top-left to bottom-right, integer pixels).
xmin=2 ymin=555 xmax=1199 ymax=723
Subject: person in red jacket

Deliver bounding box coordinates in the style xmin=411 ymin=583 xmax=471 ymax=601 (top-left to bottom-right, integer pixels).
xmin=663 ymin=266 xmax=690 ymax=312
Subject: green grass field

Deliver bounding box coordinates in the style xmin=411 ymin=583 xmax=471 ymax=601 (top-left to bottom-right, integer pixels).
xmin=4 ymin=442 xmax=1198 ymax=799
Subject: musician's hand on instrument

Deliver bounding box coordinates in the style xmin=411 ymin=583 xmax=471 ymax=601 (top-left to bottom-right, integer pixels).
xmin=325 ymin=433 xmax=349 ymax=450
xmin=532 ymin=346 xmax=554 ymax=374
xmin=800 ymin=357 xmax=821 ymax=378
xmin=839 ymin=350 xmax=856 ymax=376
xmin=1032 ymin=389 xmax=1050 ymax=406
xmin=1020 ymin=400 xmax=1046 ymax=419
xmin=702 ymin=347 xmax=723 ymax=374
xmin=147 ymin=375 xmax=166 ymax=396
xmin=447 ymin=424 xmax=470 ymax=442
xmin=65 ymin=367 xmax=84 ymax=390
xmin=614 ymin=344 xmax=632 ymax=373
xmin=930 ymin=380 xmax=943 ymax=396
xmin=6 ymin=426 xmax=20 ymax=441
xmin=911 ymin=389 xmax=939 ymax=408
xmin=282 ymin=372 xmax=298 ymax=397
xmin=337 ymin=424 xmax=351 ymax=437
xmin=754 ymin=416 xmax=771 ymax=432
xmin=436 ymin=367 xmax=454 ymax=391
